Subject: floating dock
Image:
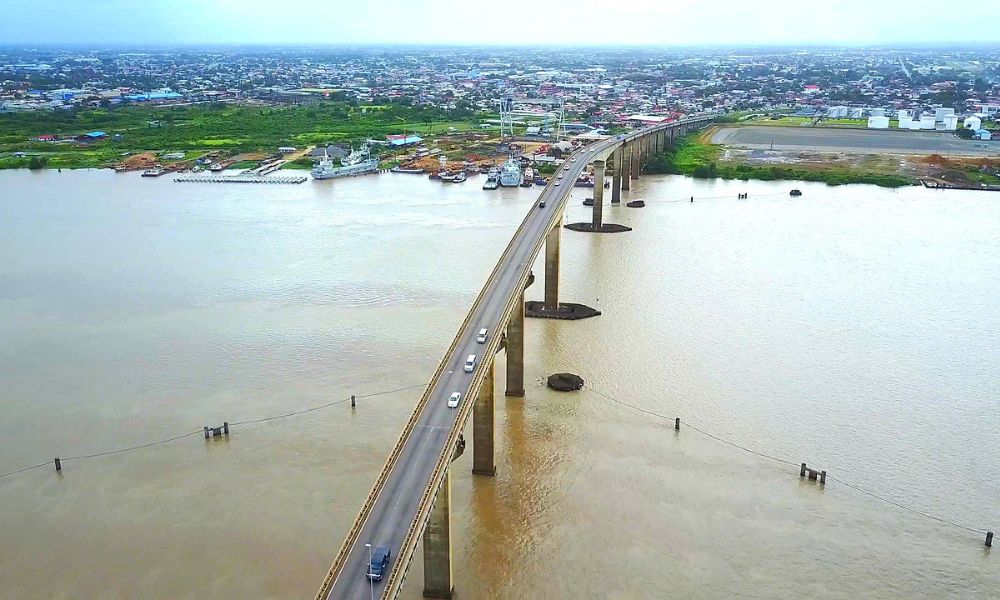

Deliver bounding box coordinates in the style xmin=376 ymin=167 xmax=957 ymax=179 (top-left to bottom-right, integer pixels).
xmin=174 ymin=174 xmax=308 ymax=184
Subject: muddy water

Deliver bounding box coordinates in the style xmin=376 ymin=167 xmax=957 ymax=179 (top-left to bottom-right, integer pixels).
xmin=1 ymin=169 xmax=997 ymax=599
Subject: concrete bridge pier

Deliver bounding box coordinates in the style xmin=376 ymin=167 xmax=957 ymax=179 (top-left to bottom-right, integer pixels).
xmin=472 ymin=359 xmax=496 ymax=476
xmin=631 ymin=139 xmax=640 ymax=180
xmin=422 ymin=470 xmax=453 ymax=599
xmin=592 ymin=160 xmax=605 ymax=229
xmin=621 ymin=141 xmax=632 ymax=190
xmin=505 ymin=290 xmax=524 ymax=397
xmin=544 ymin=218 xmax=562 ymax=309
xmin=611 ymin=147 xmax=622 ymax=203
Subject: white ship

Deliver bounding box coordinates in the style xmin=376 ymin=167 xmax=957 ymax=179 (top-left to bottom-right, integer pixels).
xmin=312 ymin=144 xmax=379 ymax=180
xmin=498 ymin=154 xmax=523 ymax=187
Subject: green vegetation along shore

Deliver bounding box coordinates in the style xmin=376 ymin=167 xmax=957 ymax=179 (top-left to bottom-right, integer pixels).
xmin=646 ymin=132 xmax=913 ymax=188
xmin=0 ymin=100 xmax=482 ymax=170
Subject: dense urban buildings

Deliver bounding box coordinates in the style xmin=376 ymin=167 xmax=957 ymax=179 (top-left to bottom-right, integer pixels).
xmin=2 ymin=46 xmax=999 ymax=128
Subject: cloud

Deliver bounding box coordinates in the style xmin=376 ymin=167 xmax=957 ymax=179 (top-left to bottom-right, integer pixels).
xmin=2 ymin=0 xmax=998 ymax=46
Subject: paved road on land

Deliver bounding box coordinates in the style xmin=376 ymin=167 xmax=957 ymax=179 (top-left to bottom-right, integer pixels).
xmin=319 ymin=117 xmax=708 ymax=600
xmin=713 ymin=126 xmax=998 ymax=156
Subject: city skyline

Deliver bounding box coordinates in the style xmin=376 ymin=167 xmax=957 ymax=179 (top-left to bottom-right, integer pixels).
xmin=4 ymin=0 xmax=999 ymax=47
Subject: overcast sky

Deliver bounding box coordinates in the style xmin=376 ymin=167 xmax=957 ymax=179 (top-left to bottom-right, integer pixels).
xmin=3 ymin=0 xmax=998 ymax=47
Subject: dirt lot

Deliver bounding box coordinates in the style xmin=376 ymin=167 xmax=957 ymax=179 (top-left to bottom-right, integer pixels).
xmin=713 ymin=125 xmax=998 ymax=157
xmin=718 ymin=146 xmax=1000 ymax=186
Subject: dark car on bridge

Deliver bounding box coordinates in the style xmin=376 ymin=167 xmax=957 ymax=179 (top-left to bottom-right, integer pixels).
xmin=367 ymin=545 xmax=391 ymax=581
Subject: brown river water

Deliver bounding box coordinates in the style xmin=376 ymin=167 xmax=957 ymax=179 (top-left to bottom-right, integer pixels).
xmin=1 ymin=168 xmax=998 ymax=599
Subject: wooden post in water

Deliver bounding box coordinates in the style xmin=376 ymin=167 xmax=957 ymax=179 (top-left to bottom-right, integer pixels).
xmin=351 ymin=394 xmax=356 ymax=408
xmin=987 ymin=532 xmax=994 ymax=548
xmin=820 ymin=470 xmax=827 ymax=485
xmin=223 ymin=422 xmax=229 ymax=435
xmin=54 ymin=458 xmax=62 ymax=472
xmin=204 ymin=426 xmax=210 ymax=439
xmin=674 ymin=417 xmax=681 ymax=431
xmin=800 ymin=463 xmax=807 ymax=477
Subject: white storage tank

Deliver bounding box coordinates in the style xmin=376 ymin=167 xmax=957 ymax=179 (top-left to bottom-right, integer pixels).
xmin=919 ymin=115 xmax=936 ymax=129
xmin=871 ymin=108 xmax=886 ymax=117
xmin=964 ymin=116 xmax=982 ymax=130
xmin=940 ymin=115 xmax=959 ymax=130
xmin=935 ymin=107 xmax=955 ymax=120
xmin=868 ymin=116 xmax=890 ymax=129
xmin=898 ymin=116 xmax=913 ymax=129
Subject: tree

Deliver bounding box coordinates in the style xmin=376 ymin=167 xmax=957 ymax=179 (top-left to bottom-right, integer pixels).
xmin=27 ymin=156 xmax=46 ymax=169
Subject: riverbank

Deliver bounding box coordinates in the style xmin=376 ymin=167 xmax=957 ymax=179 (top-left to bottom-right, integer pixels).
xmin=646 ymin=132 xmax=914 ymax=188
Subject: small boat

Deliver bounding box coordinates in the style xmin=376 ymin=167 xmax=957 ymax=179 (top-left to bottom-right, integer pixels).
xmin=790 ymin=189 xmax=802 ymax=196
xmin=141 ymin=167 xmax=164 ymax=177
xmin=450 ymin=171 xmax=467 ymax=183
xmin=583 ymin=198 xmax=594 ymax=206
xmin=209 ymin=162 xmax=224 ymax=172
xmin=391 ymin=166 xmax=424 ymax=174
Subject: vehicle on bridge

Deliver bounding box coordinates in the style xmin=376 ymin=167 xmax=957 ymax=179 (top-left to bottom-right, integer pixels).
xmin=367 ymin=545 xmax=391 ymax=581
xmin=538 ymin=200 xmax=546 ymax=208
xmin=476 ymin=328 xmax=488 ymax=343
xmin=463 ymin=354 xmax=477 ymax=372
xmin=447 ymin=392 xmax=461 ymax=408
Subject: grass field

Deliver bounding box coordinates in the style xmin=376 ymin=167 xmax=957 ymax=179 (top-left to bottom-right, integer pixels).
xmin=0 ymin=102 xmax=481 ymax=169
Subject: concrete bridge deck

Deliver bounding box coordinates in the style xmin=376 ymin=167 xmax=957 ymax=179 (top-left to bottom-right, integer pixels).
xmin=316 ymin=115 xmax=711 ymax=600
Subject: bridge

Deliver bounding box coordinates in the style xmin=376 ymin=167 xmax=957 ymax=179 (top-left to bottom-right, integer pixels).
xmin=315 ymin=115 xmax=713 ymax=600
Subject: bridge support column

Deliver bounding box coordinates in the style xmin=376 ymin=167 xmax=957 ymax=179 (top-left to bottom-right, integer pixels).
xmin=592 ymin=160 xmax=605 ymax=229
xmin=611 ymin=148 xmax=622 ymax=203
xmin=631 ymin=139 xmax=640 ymax=180
xmin=473 ymin=359 xmax=496 ymax=476
xmin=544 ymin=218 xmax=561 ymax=310
xmin=505 ymin=290 xmax=524 ymax=397
xmin=622 ymin=142 xmax=632 ymax=190
xmin=422 ymin=470 xmax=453 ymax=599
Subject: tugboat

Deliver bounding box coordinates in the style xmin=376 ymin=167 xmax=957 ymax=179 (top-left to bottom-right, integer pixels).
xmin=519 ymin=166 xmax=534 ymax=187
xmin=482 ymin=167 xmax=500 ymax=190
xmin=789 ymin=189 xmax=802 ymax=197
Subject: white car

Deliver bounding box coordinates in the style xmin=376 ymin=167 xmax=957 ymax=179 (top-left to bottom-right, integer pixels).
xmin=554 ymin=180 xmax=561 ymax=186
xmin=571 ymin=157 xmax=576 ymax=162
xmin=447 ymin=392 xmax=461 ymax=408
xmin=564 ymin=165 xmax=571 ymax=170
xmin=557 ymin=173 xmax=564 ymax=179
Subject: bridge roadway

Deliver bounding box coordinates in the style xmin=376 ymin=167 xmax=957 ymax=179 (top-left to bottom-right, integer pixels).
xmin=318 ymin=116 xmax=709 ymax=600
